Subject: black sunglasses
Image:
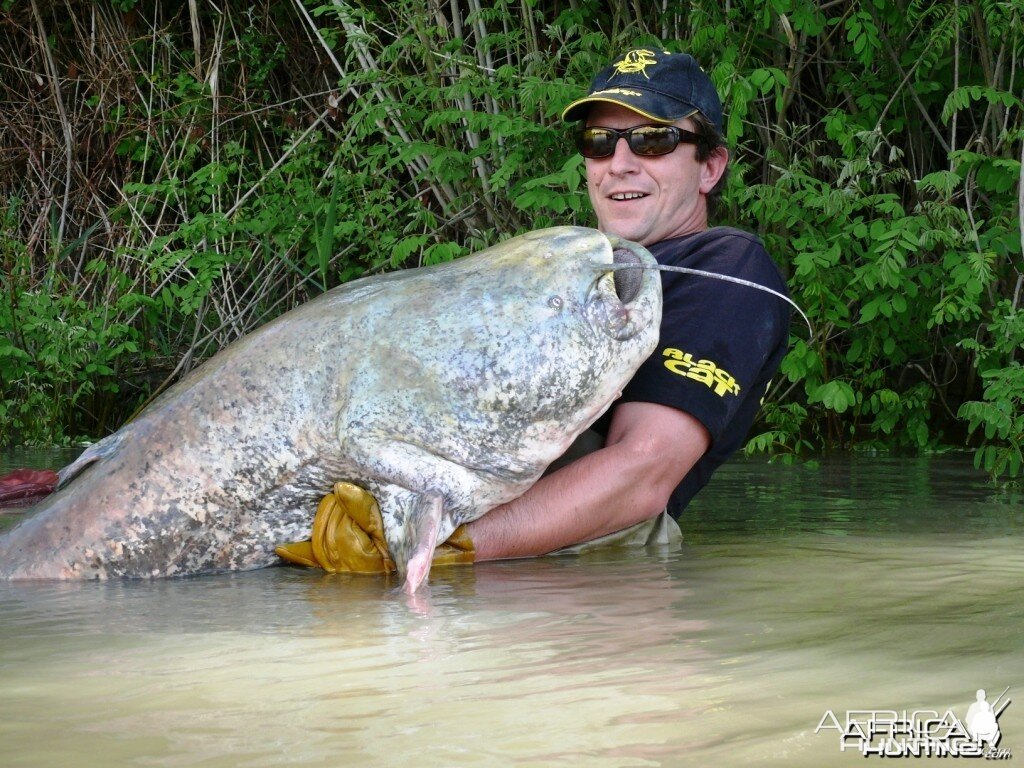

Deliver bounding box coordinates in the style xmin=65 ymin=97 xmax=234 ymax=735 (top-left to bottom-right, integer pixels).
xmin=575 ymin=125 xmax=702 ymax=159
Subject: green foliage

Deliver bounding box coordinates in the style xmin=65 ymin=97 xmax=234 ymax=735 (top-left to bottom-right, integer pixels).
xmin=957 ymin=301 xmax=1024 ymax=481
xmin=715 ymin=0 xmax=1023 ymax=469
xmin=1 ymin=0 xmax=1023 ymax=480
xmin=958 ymin=365 xmax=1024 ymax=480
xmin=1 ymin=251 xmax=143 ymax=445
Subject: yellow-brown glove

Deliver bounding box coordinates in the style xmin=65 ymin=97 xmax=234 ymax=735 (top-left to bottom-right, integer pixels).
xmin=429 ymin=522 xmax=475 ymax=567
xmin=275 ymin=482 xmax=473 ymax=573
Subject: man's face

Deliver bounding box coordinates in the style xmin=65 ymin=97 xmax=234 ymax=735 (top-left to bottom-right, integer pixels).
xmin=584 ymin=103 xmax=725 ymax=246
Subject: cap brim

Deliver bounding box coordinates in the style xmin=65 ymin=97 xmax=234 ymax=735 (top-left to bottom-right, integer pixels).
xmin=561 ymin=94 xmax=698 ymax=124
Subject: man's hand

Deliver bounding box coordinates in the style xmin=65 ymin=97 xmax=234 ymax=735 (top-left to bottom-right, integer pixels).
xmin=276 ymin=482 xmax=395 ymax=573
xmin=276 ymin=482 xmax=474 ymax=573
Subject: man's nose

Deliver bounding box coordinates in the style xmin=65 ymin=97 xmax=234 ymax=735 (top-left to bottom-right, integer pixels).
xmin=607 ymin=135 xmax=640 ymax=173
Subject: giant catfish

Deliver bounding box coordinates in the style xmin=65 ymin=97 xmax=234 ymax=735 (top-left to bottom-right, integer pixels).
xmin=0 ymin=227 xmax=662 ymax=592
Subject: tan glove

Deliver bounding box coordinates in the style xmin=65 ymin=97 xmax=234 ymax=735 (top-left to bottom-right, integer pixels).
xmin=275 ymin=482 xmax=473 ymax=573
xmin=429 ymin=523 xmax=475 ymax=567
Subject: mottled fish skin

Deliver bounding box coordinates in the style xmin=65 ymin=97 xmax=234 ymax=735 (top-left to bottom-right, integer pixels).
xmin=0 ymin=227 xmax=662 ymax=590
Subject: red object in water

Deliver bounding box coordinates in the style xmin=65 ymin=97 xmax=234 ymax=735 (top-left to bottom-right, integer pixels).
xmin=0 ymin=468 xmax=59 ymax=507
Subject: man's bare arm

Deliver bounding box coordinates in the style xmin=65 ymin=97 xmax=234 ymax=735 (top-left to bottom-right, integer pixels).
xmin=466 ymin=401 xmax=710 ymax=560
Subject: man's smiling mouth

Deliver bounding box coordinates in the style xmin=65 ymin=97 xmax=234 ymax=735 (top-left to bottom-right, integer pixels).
xmin=610 ymin=192 xmax=648 ymax=201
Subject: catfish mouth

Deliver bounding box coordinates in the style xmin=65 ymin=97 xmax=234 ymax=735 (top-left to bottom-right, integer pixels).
xmin=611 ymin=246 xmax=644 ymax=304
xmin=586 ymin=236 xmax=659 ymax=341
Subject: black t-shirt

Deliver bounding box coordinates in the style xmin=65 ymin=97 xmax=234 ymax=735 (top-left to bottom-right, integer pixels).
xmin=594 ymin=227 xmax=791 ymax=517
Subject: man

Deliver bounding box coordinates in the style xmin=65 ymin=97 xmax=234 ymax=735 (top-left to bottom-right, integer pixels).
xmin=461 ymin=49 xmax=791 ymax=559
xmin=278 ymin=49 xmax=790 ymax=572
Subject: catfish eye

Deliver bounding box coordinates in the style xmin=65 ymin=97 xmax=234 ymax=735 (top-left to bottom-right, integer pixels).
xmin=548 ymin=296 xmax=564 ymax=309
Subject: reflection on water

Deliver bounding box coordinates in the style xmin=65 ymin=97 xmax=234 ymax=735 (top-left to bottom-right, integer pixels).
xmin=1 ymin=450 xmax=1022 ymax=766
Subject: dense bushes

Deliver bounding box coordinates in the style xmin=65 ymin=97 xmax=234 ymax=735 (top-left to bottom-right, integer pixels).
xmin=1 ymin=0 xmax=1021 ymax=479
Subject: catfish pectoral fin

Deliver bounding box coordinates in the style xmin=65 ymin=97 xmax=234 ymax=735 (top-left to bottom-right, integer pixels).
xmin=373 ymin=484 xmax=444 ymax=594
xmin=55 ymin=433 xmax=124 ymax=488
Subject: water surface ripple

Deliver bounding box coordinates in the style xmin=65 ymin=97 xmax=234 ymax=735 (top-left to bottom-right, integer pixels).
xmin=1 ymin=450 xmax=1022 ymax=766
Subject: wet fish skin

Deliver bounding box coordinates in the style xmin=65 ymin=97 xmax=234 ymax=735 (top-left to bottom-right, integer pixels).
xmin=0 ymin=227 xmax=662 ymax=592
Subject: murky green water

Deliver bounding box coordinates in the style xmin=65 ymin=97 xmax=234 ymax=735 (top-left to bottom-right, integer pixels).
xmin=1 ymin=449 xmax=1022 ymax=766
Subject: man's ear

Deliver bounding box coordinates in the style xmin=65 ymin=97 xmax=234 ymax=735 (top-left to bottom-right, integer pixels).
xmin=699 ymin=147 xmax=729 ymax=194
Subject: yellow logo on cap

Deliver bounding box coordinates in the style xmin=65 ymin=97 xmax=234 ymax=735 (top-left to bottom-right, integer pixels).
xmin=592 ymin=87 xmax=644 ymax=98
xmin=612 ymin=50 xmax=657 ymax=79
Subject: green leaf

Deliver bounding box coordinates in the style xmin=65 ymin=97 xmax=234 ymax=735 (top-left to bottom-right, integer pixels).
xmin=809 ymin=380 xmax=857 ymax=413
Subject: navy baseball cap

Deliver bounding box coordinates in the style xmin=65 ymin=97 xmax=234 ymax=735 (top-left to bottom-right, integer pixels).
xmin=561 ymin=49 xmax=723 ymax=133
